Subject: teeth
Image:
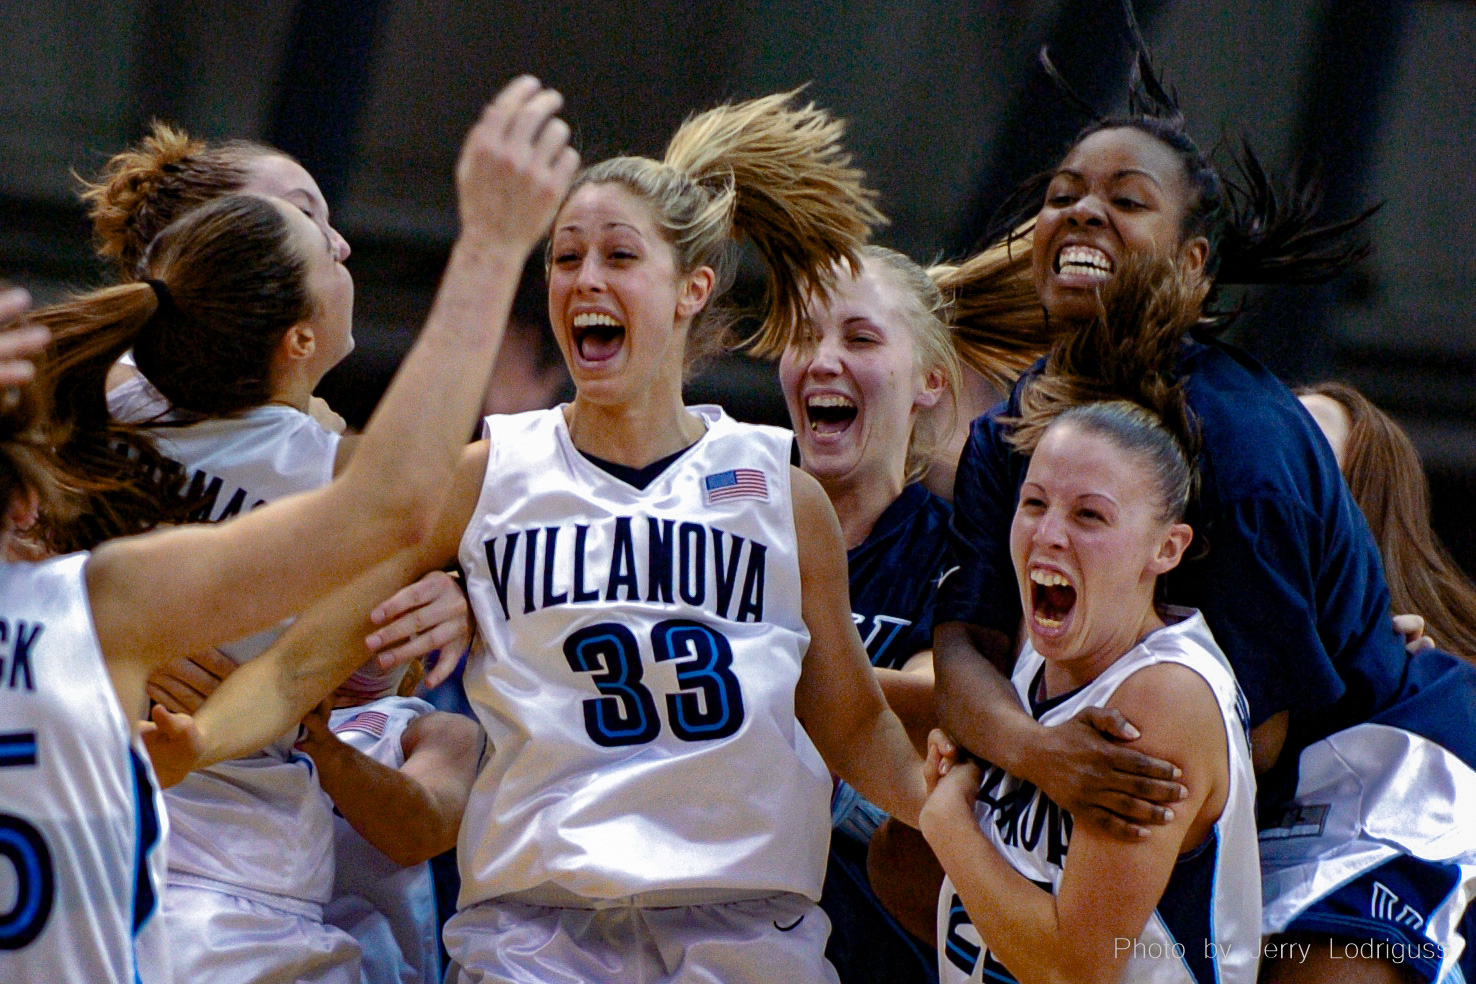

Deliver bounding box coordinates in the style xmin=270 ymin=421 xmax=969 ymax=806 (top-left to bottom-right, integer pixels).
xmin=1036 ymin=615 xmax=1063 ymax=628
xmin=572 ymin=312 xmax=622 ymax=329
xmin=806 ymin=394 xmax=855 ymax=409
xmin=1057 ymin=245 xmax=1112 ymax=271
xmin=1029 ymin=569 xmax=1071 ymax=588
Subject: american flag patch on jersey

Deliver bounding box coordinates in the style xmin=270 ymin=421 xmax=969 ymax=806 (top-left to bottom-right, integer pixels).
xmin=704 ymin=468 xmax=768 ymax=504
xmin=333 ymin=710 xmax=389 ymax=739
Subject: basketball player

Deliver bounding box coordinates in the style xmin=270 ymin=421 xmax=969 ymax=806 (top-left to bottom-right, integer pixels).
xmin=934 ymin=28 xmax=1476 ymax=982
xmin=146 ymin=90 xmax=929 ymax=984
xmin=0 ymin=73 xmax=577 ymax=984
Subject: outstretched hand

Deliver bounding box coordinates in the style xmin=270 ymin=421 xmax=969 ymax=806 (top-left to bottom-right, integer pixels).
xmin=140 ymin=704 xmax=206 ymax=789
xmin=456 ymin=76 xmax=580 ymax=255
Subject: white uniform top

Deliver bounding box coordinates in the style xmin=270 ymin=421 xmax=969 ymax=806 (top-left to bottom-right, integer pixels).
xmin=110 ymin=375 xmax=342 ymax=906
xmin=322 ymin=696 xmax=441 ymax=984
xmin=457 ymin=405 xmax=830 ymax=907
xmin=938 ymin=609 xmax=1261 ymax=984
xmin=0 ymin=553 xmax=171 ymax=984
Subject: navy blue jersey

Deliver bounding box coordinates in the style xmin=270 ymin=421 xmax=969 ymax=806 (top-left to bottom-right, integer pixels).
xmin=939 ymin=338 xmax=1476 ymax=808
xmin=848 ymin=483 xmax=952 ymax=670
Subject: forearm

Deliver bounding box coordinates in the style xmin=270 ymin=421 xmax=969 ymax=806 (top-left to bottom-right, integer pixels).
xmin=188 ymin=548 xmax=435 ymax=768
xmin=875 ymin=666 xmax=935 ymax=753
xmin=933 ymin=621 xmax=1039 ymax=774
xmin=829 ymin=703 xmax=928 ymax=828
xmin=343 ymin=240 xmax=521 ymax=523
xmin=300 ymin=732 xmax=458 ymax=867
xmin=923 ymin=808 xmax=1107 ymax=984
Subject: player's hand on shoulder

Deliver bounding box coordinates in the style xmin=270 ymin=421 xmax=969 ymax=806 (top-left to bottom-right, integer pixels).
xmin=141 ymin=704 xmax=206 ymax=789
xmin=1034 ymin=705 xmax=1187 ymax=842
xmin=146 ymin=648 xmax=236 ymax=715
xmin=456 ymin=76 xmax=579 ymax=254
xmin=308 ymin=396 xmax=348 ymax=435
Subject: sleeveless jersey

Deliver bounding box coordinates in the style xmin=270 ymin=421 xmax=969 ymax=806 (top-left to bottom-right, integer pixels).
xmin=847 ymin=482 xmax=951 ymax=671
xmin=457 ymin=405 xmax=830 ymax=906
xmin=938 ymin=609 xmax=1260 ymax=984
xmin=323 ymin=696 xmax=441 ymax=984
xmin=110 ymin=375 xmax=342 ymax=905
xmin=0 ymin=553 xmax=170 ymax=984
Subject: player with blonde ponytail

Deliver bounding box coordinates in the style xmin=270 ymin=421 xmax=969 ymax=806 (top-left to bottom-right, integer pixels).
xmin=143 ymin=90 xmax=928 ymax=983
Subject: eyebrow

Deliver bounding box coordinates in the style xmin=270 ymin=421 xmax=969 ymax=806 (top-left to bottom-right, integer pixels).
xmin=1052 ymin=167 xmax=1164 ymax=189
xmin=555 ymin=221 xmax=646 ymax=236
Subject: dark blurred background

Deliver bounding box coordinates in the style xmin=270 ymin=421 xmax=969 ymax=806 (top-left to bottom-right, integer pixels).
xmin=3 ymin=1 xmax=1474 ymax=563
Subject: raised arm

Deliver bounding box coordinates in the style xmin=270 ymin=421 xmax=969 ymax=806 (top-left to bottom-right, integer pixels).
xmin=922 ymin=662 xmax=1228 ymax=984
xmin=88 ymin=79 xmax=576 ymax=680
xmin=792 ymin=467 xmax=927 ymax=828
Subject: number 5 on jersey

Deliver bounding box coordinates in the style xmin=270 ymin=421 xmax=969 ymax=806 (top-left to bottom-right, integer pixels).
xmin=564 ymin=619 xmax=746 ymax=747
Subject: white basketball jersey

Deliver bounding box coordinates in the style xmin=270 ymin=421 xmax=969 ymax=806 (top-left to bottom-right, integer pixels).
xmin=938 ymin=609 xmax=1260 ymax=984
xmin=457 ymin=405 xmax=830 ymax=906
xmin=0 ymin=553 xmax=171 ymax=984
xmin=322 ymin=696 xmax=441 ymax=984
xmin=110 ymin=376 xmax=342 ymax=904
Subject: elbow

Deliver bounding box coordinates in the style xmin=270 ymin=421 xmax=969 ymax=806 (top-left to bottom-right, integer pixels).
xmin=373 ymin=490 xmax=438 ymax=551
xmin=382 ymin=816 xmax=458 ymax=868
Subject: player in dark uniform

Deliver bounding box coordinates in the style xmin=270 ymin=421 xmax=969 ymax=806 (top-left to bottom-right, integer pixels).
xmin=933 ymin=32 xmax=1476 ymax=984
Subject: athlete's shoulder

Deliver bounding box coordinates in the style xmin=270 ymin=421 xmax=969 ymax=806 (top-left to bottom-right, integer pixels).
xmin=479 ymin=406 xmax=562 ymax=443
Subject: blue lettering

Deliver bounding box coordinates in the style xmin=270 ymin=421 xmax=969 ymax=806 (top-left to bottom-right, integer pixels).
xmin=678 ymin=522 xmax=705 ymax=607
xmin=571 ymin=525 xmax=600 ymax=603
xmin=711 ymin=530 xmax=745 ymax=619
xmin=647 ymin=518 xmax=675 ymax=603
xmin=483 ymin=532 xmax=521 ymax=620
xmin=736 ymin=542 xmax=766 ymax=622
xmin=605 ymin=518 xmax=640 ymax=601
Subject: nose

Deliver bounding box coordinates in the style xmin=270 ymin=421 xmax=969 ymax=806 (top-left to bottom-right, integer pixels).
xmin=574 ymin=254 xmax=605 ymax=293
xmin=1064 ymin=193 xmax=1106 ymax=228
xmin=330 ymin=227 xmax=351 ymax=263
xmin=1032 ymin=506 xmax=1069 ymax=551
xmin=806 ymin=333 xmax=844 ymax=377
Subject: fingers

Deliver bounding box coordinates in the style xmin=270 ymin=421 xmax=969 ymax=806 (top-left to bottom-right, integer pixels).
xmin=508 ymin=88 xmax=565 ymax=150
xmin=367 ymin=570 xmax=470 ymax=654
xmin=370 ymin=569 xmax=459 ymax=629
xmin=420 ymin=647 xmax=465 ymax=689
xmin=1078 ymin=806 xmax=1155 ymax=841
xmin=1408 ymin=634 xmax=1436 ymax=654
xmin=1105 ymin=744 xmax=1183 ymax=784
xmin=0 ymin=286 xmax=33 ymax=324
xmin=0 ymin=319 xmax=48 ymax=387
xmin=1079 ymin=705 xmax=1141 ymax=741
xmin=486 ymin=75 xmax=543 ymax=133
xmin=146 ymin=675 xmax=208 ymax=715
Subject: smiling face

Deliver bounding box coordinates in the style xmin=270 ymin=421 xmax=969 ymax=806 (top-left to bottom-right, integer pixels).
xmin=242 ymin=154 xmax=351 ymax=263
xmin=547 ymin=182 xmax=713 ymax=408
xmin=1010 ymin=420 xmax=1191 ymax=688
xmin=779 ymin=258 xmax=943 ymax=492
xmin=1032 ymin=126 xmax=1208 ymax=325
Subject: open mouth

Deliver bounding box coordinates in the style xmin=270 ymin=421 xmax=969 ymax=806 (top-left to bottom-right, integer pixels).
xmin=1029 ymin=567 xmax=1077 ymax=632
xmin=1053 ymin=244 xmax=1114 ymax=281
xmin=572 ymin=312 xmax=625 ymax=364
xmin=805 ymin=394 xmax=858 ymax=436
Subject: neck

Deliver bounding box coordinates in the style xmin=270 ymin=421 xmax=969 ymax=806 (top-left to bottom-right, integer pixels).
xmin=818 ymin=465 xmax=906 ymax=550
xmin=268 ymin=366 xmax=315 ymax=414
xmin=564 ymin=380 xmax=704 ymax=467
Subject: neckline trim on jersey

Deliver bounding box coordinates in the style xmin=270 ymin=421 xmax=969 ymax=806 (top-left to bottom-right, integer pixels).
xmin=553 ymin=403 xmax=721 ymax=494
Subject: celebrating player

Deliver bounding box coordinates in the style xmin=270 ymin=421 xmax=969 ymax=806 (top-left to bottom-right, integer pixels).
xmin=933 ymin=21 xmax=1476 ymax=983
xmin=146 ymin=89 xmax=929 ymax=984
xmin=924 ymin=261 xmax=1260 ymax=984
xmin=0 ymin=75 xmax=577 ymax=984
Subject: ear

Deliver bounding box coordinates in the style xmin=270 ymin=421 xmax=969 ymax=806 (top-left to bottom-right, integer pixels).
xmin=675 ymin=266 xmax=716 ymax=320
xmin=913 ymin=364 xmax=947 ymax=411
xmin=1180 ymin=236 xmax=1210 ymax=278
xmin=1146 ymin=521 xmax=1193 ymax=576
xmin=280 ymin=323 xmax=316 ymax=363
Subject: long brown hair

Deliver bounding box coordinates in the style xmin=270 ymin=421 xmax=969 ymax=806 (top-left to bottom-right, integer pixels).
xmin=1299 ymin=381 xmax=1476 ymax=663
xmin=78 ymin=122 xmax=280 ymax=279
xmin=30 ymin=193 xmax=313 ymax=553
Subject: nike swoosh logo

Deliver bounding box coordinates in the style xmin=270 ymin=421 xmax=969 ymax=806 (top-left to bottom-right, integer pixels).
xmin=773 ymin=915 xmax=805 ymax=932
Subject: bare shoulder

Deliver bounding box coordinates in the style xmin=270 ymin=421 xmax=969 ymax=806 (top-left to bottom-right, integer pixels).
xmin=1106 ymin=661 xmax=1223 ymax=752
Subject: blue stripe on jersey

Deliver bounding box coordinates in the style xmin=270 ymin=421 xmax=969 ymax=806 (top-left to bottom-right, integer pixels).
xmin=0 ymin=730 xmax=38 ymax=767
xmin=847 ymin=484 xmax=951 ymax=670
xmin=1156 ymin=828 xmax=1220 ymax=984
xmin=127 ymin=749 xmax=160 ymax=934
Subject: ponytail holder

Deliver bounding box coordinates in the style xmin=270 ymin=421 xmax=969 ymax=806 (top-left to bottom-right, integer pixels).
xmin=144 ymin=278 xmax=176 ymax=314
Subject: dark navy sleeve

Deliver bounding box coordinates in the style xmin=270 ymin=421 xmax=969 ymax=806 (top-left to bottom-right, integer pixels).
xmin=936 ymin=408 xmax=1024 ymax=634
xmin=1180 ymin=494 xmax=1347 ymax=729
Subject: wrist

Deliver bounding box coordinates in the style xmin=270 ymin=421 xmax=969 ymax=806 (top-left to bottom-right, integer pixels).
xmin=448 ymin=232 xmax=529 ymax=272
